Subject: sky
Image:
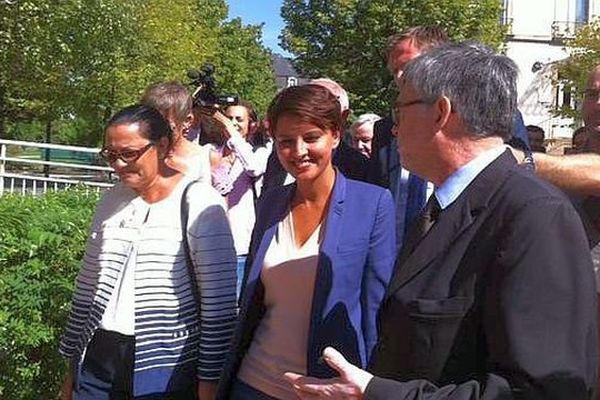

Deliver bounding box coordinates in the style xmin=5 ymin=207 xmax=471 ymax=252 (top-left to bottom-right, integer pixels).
xmin=226 ymin=0 xmax=291 ymax=57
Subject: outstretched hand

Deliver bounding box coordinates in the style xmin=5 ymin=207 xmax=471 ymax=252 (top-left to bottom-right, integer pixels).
xmin=284 ymin=347 xmax=373 ymax=399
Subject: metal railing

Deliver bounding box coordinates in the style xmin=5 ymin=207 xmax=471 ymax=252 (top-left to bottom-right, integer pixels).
xmin=0 ymin=139 xmax=114 ymax=196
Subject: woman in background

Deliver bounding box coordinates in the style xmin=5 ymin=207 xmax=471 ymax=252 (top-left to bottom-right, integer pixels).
xmin=210 ymin=101 xmax=272 ymax=297
xmin=141 ymin=81 xmax=212 ymax=182
xmin=60 ymin=105 xmax=237 ymax=400
xmin=217 ymin=84 xmax=396 ymax=400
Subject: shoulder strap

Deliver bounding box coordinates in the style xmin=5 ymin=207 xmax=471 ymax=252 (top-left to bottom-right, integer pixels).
xmin=180 ymin=181 xmax=202 ymax=309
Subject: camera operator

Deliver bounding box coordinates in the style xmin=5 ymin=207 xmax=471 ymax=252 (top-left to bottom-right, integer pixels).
xmin=210 ymin=101 xmax=272 ymax=298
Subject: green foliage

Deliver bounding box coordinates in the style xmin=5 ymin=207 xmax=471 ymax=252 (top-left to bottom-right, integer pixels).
xmin=0 ymin=0 xmax=276 ymax=145
xmin=280 ymin=0 xmax=506 ymax=115
xmin=213 ymin=18 xmax=278 ymax=114
xmin=0 ymin=189 xmax=99 ymax=398
xmin=554 ymin=21 xmax=600 ymax=121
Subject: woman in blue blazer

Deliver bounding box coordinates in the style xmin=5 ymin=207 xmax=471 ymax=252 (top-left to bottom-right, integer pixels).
xmin=217 ymin=84 xmax=396 ymax=400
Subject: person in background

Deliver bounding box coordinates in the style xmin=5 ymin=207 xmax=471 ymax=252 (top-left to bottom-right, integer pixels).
xmin=526 ymin=124 xmax=547 ymax=153
xmin=210 ymin=100 xmax=271 ymax=297
xmin=373 ymin=26 xmax=532 ymax=253
xmin=568 ymin=126 xmax=590 ymax=154
xmin=350 ymin=113 xmax=381 ymax=159
xmin=216 ymin=84 xmax=396 ymax=400
xmin=59 ymin=105 xmax=237 ymax=400
xmin=285 ymin=42 xmax=596 ymax=400
xmin=141 ymin=81 xmax=211 ymax=182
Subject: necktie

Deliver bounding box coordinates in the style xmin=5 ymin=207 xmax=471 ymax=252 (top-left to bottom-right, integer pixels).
xmin=398 ymin=195 xmax=441 ymax=264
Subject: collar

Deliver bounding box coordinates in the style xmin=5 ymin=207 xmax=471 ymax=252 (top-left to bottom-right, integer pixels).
xmin=435 ymin=145 xmax=506 ymax=210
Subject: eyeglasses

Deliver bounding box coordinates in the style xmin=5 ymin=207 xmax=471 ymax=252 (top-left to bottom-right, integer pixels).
xmin=396 ymin=99 xmax=427 ymax=109
xmin=391 ymin=99 xmax=428 ymax=128
xmin=99 ymin=143 xmax=153 ymax=164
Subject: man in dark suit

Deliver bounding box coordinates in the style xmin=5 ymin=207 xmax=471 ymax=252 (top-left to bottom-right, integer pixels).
xmin=374 ymin=26 xmax=532 ymax=253
xmin=285 ymin=42 xmax=597 ymax=399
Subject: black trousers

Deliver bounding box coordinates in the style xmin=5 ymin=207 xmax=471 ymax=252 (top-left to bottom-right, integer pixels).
xmin=73 ymin=329 xmax=195 ymax=400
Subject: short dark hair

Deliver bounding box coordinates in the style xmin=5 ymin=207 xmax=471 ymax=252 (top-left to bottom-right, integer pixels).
xmin=107 ymin=104 xmax=173 ymax=144
xmin=526 ymin=125 xmax=545 ymax=136
xmin=141 ymin=81 xmax=192 ymax=128
xmin=385 ymin=25 xmax=449 ymax=60
xmin=573 ymin=126 xmax=587 ymax=140
xmin=267 ymin=84 xmax=343 ymax=135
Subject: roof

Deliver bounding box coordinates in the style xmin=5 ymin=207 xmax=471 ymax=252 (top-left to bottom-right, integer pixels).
xmin=271 ymin=53 xmax=298 ymax=77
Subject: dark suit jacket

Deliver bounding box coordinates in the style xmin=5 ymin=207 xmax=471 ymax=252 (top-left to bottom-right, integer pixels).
xmin=370 ymin=115 xmax=398 ymax=189
xmin=217 ymin=172 xmax=397 ymax=398
xmin=366 ymin=150 xmax=597 ymax=400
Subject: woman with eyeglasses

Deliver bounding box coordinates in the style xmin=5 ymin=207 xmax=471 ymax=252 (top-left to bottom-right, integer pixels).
xmin=216 ymin=85 xmax=396 ymax=400
xmin=59 ymin=104 xmax=237 ymax=400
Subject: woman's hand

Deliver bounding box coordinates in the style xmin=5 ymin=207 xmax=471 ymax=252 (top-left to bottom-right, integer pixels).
xmin=211 ymin=110 xmax=242 ymax=141
xmin=60 ymin=371 xmax=74 ymax=400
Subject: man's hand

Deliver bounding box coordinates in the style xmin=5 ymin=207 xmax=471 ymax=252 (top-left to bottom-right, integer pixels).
xmin=284 ymin=347 xmax=374 ymax=399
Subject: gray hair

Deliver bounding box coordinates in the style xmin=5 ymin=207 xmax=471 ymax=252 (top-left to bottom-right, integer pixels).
xmin=402 ymin=42 xmax=518 ymax=141
xmin=350 ymin=113 xmax=381 ymax=134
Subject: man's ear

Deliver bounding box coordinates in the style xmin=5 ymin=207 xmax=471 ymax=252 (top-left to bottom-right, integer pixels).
xmin=434 ymin=96 xmax=452 ymax=129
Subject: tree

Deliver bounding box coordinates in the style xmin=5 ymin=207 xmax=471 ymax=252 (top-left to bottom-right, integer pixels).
xmin=0 ymin=0 xmax=276 ymax=145
xmin=554 ymin=21 xmax=600 ymax=121
xmin=212 ymin=18 xmax=277 ymax=114
xmin=0 ymin=0 xmax=146 ymax=144
xmin=280 ymin=0 xmax=507 ymax=116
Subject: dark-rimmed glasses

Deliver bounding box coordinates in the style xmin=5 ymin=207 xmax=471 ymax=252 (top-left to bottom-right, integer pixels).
xmin=396 ymin=99 xmax=427 ymax=109
xmin=99 ymin=143 xmax=153 ymax=164
xmin=391 ymin=99 xmax=428 ymax=133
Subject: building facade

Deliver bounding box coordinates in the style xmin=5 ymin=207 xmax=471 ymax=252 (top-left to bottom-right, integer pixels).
xmin=503 ymin=0 xmax=600 ymax=138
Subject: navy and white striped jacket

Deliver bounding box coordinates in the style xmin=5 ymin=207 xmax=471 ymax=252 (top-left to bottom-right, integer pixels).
xmin=59 ymin=179 xmax=238 ymax=396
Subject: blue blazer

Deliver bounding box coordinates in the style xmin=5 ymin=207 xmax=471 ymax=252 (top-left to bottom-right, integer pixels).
xmin=217 ymin=172 xmax=397 ymax=398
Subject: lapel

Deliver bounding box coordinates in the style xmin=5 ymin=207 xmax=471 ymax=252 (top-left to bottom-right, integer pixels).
xmin=307 ymin=171 xmax=347 ymax=374
xmin=387 ymin=138 xmax=401 ymax=195
xmin=318 ymin=171 xmax=346 ymax=261
xmin=384 ymin=150 xmax=517 ymax=301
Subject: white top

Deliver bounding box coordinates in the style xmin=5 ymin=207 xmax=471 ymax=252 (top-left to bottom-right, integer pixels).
xmin=212 ymin=137 xmax=271 ymax=255
xmin=99 ymin=242 xmax=138 ymax=335
xmin=238 ymin=211 xmax=322 ymax=400
xmin=98 ymin=198 xmax=150 ymax=335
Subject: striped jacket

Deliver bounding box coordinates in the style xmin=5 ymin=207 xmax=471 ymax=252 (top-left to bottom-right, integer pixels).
xmin=59 ymin=179 xmax=238 ymax=396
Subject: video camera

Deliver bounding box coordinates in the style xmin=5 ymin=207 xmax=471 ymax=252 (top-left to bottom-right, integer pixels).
xmin=187 ymin=64 xmax=238 ymax=108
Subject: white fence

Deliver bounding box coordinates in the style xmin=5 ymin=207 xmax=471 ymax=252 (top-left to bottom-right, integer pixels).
xmin=0 ymin=139 xmax=114 ymax=196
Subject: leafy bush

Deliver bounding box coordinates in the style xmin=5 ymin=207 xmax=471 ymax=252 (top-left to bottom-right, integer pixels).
xmin=0 ymin=189 xmax=100 ymax=399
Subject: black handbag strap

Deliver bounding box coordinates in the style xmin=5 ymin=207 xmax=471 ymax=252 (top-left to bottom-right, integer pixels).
xmin=180 ymin=181 xmax=202 ymax=308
